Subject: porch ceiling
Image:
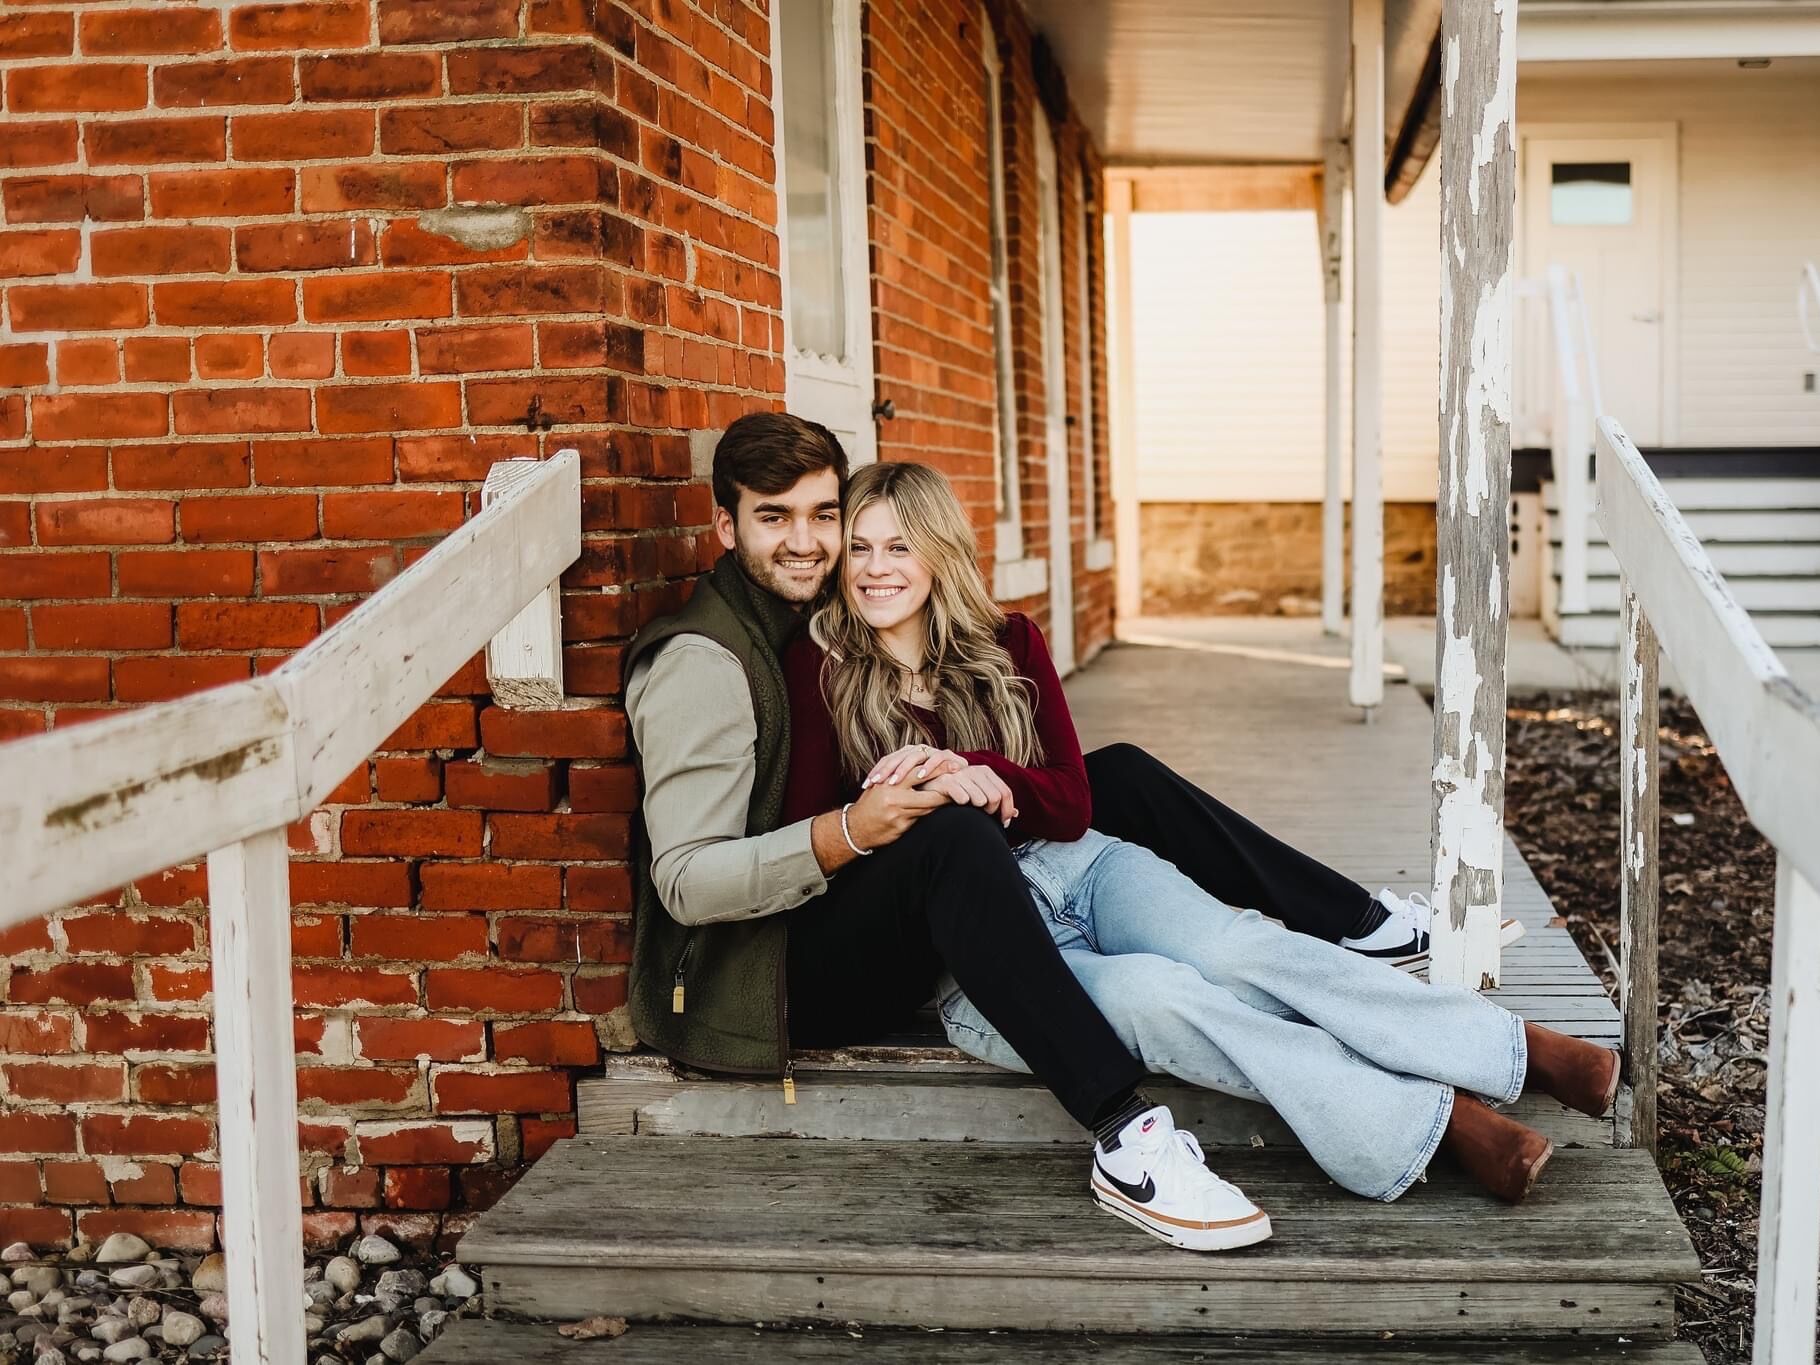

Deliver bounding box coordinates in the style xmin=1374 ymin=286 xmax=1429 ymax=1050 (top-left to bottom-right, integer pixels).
xmin=1020 ymin=0 xmax=1441 ymax=175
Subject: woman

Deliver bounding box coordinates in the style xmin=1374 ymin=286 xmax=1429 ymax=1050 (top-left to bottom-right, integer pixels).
xmin=782 ymin=461 xmax=1620 ymax=1237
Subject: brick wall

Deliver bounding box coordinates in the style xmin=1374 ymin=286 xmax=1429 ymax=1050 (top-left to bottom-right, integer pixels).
xmin=0 ymin=0 xmax=782 ymax=1253
xmin=0 ymin=0 xmax=1115 ymax=1250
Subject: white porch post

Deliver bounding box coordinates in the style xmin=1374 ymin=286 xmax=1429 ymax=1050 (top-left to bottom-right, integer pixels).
xmin=1430 ymin=0 xmax=1518 ymax=989
xmin=1349 ymin=0 xmax=1384 ymax=712
xmin=1107 ymin=176 xmax=1141 ymax=623
xmin=1319 ymin=140 xmax=1347 ymax=638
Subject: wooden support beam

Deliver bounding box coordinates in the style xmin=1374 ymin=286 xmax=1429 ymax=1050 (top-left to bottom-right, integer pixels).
xmin=1114 ymin=165 xmax=1320 ymax=215
xmin=1429 ymin=0 xmax=1517 ymax=989
xmin=1319 ymin=142 xmax=1347 ymax=639
xmin=483 ymin=457 xmax=568 ymax=709
xmin=1349 ymin=0 xmax=1385 ymax=712
xmin=208 ymin=828 xmax=306 ymax=1365
xmin=1107 ymin=177 xmax=1141 ymax=624
xmin=1617 ymin=583 xmax=1659 ymax=1155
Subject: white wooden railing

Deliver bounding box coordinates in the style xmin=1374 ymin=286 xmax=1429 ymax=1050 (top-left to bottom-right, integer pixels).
xmin=1597 ymin=417 xmax=1819 ymax=1365
xmin=0 ymin=450 xmax=581 ymax=1365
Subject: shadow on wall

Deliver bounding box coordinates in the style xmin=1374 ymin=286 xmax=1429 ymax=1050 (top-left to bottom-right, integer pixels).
xmin=1138 ymin=501 xmax=1438 ymax=616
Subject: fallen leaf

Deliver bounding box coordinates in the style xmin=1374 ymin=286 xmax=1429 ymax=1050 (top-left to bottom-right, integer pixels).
xmin=559 ymin=1317 xmax=629 ymax=1340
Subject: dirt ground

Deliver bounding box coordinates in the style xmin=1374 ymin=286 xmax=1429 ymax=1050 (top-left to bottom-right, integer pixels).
xmin=1503 ymin=693 xmax=1778 ymax=1365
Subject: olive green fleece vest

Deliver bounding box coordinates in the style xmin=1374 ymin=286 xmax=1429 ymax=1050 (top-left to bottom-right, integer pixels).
xmin=623 ymin=555 xmax=800 ymax=1076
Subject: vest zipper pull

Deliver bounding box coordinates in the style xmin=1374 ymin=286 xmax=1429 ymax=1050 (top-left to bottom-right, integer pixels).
xmin=781 ymin=1062 xmax=796 ymax=1105
xmin=671 ymin=971 xmax=685 ymax=1015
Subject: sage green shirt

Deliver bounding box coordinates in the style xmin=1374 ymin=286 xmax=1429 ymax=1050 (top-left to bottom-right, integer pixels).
xmin=625 ymin=634 xmax=829 ymax=927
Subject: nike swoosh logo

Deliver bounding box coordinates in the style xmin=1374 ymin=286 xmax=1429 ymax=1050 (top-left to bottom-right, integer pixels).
xmin=1094 ymin=1161 xmax=1156 ymax=1203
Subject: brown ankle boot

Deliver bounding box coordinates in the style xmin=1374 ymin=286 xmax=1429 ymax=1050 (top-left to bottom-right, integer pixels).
xmin=1523 ymin=1021 xmax=1621 ymax=1117
xmin=1442 ymin=1094 xmax=1554 ymax=1204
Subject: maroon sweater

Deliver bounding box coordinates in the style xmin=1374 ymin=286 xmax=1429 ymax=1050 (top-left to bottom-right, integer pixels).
xmin=780 ymin=612 xmax=1091 ymax=842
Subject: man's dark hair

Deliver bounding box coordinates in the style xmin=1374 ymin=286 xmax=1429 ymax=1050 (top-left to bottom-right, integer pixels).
xmin=711 ymin=412 xmax=850 ymax=516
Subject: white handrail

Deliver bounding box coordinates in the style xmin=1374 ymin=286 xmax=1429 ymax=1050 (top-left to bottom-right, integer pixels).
xmin=1799 ymin=261 xmax=1820 ymax=354
xmin=1595 ymin=417 xmax=1820 ymax=1365
xmin=1547 ymin=265 xmax=1595 ymax=616
xmin=0 ymin=449 xmax=582 ymax=1365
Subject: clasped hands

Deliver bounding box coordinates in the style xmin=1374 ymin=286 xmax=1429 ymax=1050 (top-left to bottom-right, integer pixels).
xmin=842 ymin=743 xmax=1018 ymax=854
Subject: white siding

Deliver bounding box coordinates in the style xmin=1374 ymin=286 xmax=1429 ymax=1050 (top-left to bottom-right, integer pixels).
xmin=1132 ymin=60 xmax=1820 ymax=504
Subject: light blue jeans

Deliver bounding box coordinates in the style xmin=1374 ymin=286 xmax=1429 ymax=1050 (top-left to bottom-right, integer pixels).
xmin=937 ymin=830 xmax=1527 ymax=1201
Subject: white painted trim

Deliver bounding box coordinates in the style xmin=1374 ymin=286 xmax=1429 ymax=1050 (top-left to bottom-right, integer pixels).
xmin=993 ymin=555 xmax=1049 ymax=603
xmin=1348 ymin=0 xmax=1385 ymax=712
xmin=1035 ymin=105 xmax=1076 ymax=674
xmin=1084 ymin=538 xmax=1115 ymax=572
xmin=1077 ymin=159 xmax=1100 ymax=549
xmin=1106 ymin=179 xmax=1141 ymax=620
xmin=1319 ymin=140 xmax=1347 ymax=639
xmin=483 ymin=458 xmax=566 ymax=709
xmin=983 ymin=15 xmax=1023 ymax=563
xmin=1518 ymin=6 xmax=1820 ymax=63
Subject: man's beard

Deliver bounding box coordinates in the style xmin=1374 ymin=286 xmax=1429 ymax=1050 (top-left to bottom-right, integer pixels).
xmin=733 ymin=540 xmax=829 ymax=604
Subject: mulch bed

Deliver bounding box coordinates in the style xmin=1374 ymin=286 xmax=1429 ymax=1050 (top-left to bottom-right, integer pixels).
xmin=1504 ymin=692 xmax=1777 ymax=1365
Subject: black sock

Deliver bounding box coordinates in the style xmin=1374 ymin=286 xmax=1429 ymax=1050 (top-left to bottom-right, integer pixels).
xmin=1349 ymin=896 xmax=1391 ymax=940
xmin=1092 ymin=1089 xmax=1154 ymax=1150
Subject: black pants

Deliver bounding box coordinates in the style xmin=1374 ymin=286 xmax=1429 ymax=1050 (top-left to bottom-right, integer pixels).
xmin=785 ymin=805 xmax=1146 ymax=1130
xmin=1083 ymin=742 xmax=1375 ymax=943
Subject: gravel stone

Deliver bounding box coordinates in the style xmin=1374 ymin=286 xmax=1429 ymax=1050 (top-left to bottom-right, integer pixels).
xmin=93 ymin=1237 xmax=150 ymax=1267
xmin=10 ymin=1290 xmax=37 ymax=1312
xmin=379 ymin=1327 xmax=420 ymax=1362
xmin=34 ymin=1347 xmax=68 ymax=1365
xmin=188 ymin=1334 xmax=227 ymax=1359
xmin=3 ymin=1243 xmax=35 ymax=1263
xmin=161 ymin=1310 xmax=206 ymax=1348
xmin=352 ymin=1238 xmax=399 ymax=1268
xmin=372 ymin=1270 xmax=426 ymax=1313
xmin=429 ymin=1267 xmax=476 ymax=1300
xmin=336 ymin=1314 xmax=389 ymax=1347
xmin=324 ymin=1258 xmax=363 ymax=1295
xmin=198 ymin=1294 xmax=229 ymax=1324
xmin=105 ymin=1267 xmax=157 ymax=1293
xmin=417 ymin=1310 xmax=448 ymax=1340
xmin=24 ymin=1268 xmax=64 ymax=1297
xmin=101 ymin=1339 xmax=151 ymax=1362
xmin=91 ymin=1318 xmax=136 ymax=1345
xmin=190 ymin=1254 xmax=227 ymax=1295
xmin=124 ymin=1297 xmax=161 ymax=1330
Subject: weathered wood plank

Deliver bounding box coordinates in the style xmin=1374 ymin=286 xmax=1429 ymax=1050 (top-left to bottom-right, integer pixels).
xmin=1349 ymin=0 xmax=1386 ymax=710
xmin=420 ymin=1319 xmax=1707 ymax=1365
xmin=1618 ymin=584 xmax=1661 ymax=1154
xmin=482 ymin=457 xmax=567 ymax=709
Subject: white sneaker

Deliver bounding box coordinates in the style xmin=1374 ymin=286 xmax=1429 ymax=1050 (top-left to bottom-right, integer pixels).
xmin=1089 ymin=1106 xmax=1271 ymax=1252
xmin=1342 ymin=888 xmax=1527 ymax=972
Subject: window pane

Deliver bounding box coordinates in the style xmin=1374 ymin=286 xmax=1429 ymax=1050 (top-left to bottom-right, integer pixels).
xmin=781 ymin=0 xmax=845 ymax=360
xmin=1550 ymin=162 xmax=1632 ymax=226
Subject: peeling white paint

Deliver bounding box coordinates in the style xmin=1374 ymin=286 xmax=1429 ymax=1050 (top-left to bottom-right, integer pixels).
xmin=1460 ymin=271 xmax=1512 ymax=517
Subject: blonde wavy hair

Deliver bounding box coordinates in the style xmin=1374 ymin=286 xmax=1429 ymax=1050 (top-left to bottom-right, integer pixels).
xmin=809 ymin=461 xmax=1042 ymax=783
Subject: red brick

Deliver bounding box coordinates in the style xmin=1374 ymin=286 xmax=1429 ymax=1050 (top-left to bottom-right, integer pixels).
xmin=380 ymin=0 xmax=517 ymax=44
xmin=6 ymin=1060 xmax=126 ymax=1103
xmin=82 ymin=1112 xmax=213 ymax=1158
xmin=173 ymin=387 xmax=312 ymax=436
xmin=357 ymin=1121 xmax=492 ymax=1165
xmin=455 ymin=264 xmax=603 ymax=316
xmin=416 ymin=324 xmax=534 ymax=374
xmin=356 ymin=1016 xmax=485 ymax=1063
xmin=0 ymin=506 xmax=30 ymax=550
xmin=300 ymin=163 xmax=445 ymax=213
xmin=86 ymin=116 xmax=225 ymax=166
xmin=117 ymin=548 xmax=253 ymax=597
xmin=424 ymin=967 xmax=562 ymax=1014
xmin=296 ymin=1066 xmax=418 ymax=1108
xmin=33 ymin=392 xmax=168 ymax=442
xmin=419 ymin=862 xmax=561 ymax=911
xmin=323 ymin=489 xmax=465 ymax=539
xmin=150 ymin=168 xmax=293 ymax=218
xmin=92 ymin=224 xmax=231 ymax=276
xmin=1 ymin=121 xmax=80 ymax=172
xmin=383 ymin=700 xmax=478 ymax=749
xmin=259 ymin=546 xmax=400 ymax=596
xmin=443 ymin=759 xmax=556 ymax=812
xmin=0 ymin=913 xmax=54 ymax=954
xmin=0 ymin=710 xmax=43 ymax=743
xmin=0 ymin=444 xmax=107 ymax=493
xmin=305 ymin=272 xmax=453 ymax=325
xmin=235 ymin=108 xmax=374 ymax=160
xmin=301 ymin=52 xmax=439 ymax=101
xmin=379 ymin=104 xmax=521 ymax=155
xmin=304 ymin=1210 xmax=359 ymax=1248
xmin=480 ymin=705 xmax=624 ymax=757
xmin=54 ymin=337 xmax=121 ymax=386
xmin=10 ymin=63 xmax=148 ymax=114
xmin=131 ymin=1061 xmax=217 ymax=1105
xmin=0 ymin=1160 xmax=42 ymax=1204
xmin=570 ymin=970 xmax=626 ymax=1014
xmin=176 ymin=1161 xmax=222 ymax=1205
xmin=0 ymin=342 xmax=49 ymax=387
xmin=249 ymin=436 xmax=392 ymax=488
xmin=114 ymin=654 xmax=252 ymax=702
xmin=341 ymin=809 xmax=482 ymax=857
xmin=9 ymin=281 xmax=147 ymax=331
xmin=83 ymin=1011 xmax=211 ymax=1053
xmin=351 ymin=913 xmax=489 ymax=961
xmin=371 ymin=754 xmax=441 ymax=802
xmin=178 ymin=492 xmax=317 ymax=543
xmin=36 ymin=497 xmax=173 ymax=546
xmin=0 ymin=12 xmax=73 ymax=58
xmin=396 ymin=433 xmax=528 ymax=482
xmin=177 ymin=600 xmax=319 ymax=649
xmin=496 ymin=915 xmax=628 ymax=965
xmin=42 ymin=1160 xmax=106 ymax=1204
xmin=3 ymin=174 xmax=142 ymax=225
xmin=317 ymin=382 xmax=461 ymax=434
xmin=468 ymin=375 xmax=623 ymax=428
xmin=75 ymin=1207 xmax=216 ymax=1250
xmin=492 ymin=1019 xmax=599 ymax=1065
xmin=0 ymin=607 xmax=23 ymax=651
xmin=113 ymin=443 xmax=248 ymax=494
xmin=124 ymin=336 xmax=191 ymax=382
xmin=235 ymin=218 xmax=376 ymax=273
xmin=0 ymin=1207 xmax=73 ymax=1248
xmin=319 ymin=1164 xmax=381 ymax=1208
xmin=382 ymin=1165 xmax=450 ymax=1210
xmin=193 ymin=334 xmax=262 ymax=380
xmin=0 ymin=1012 xmax=75 ymax=1055
xmin=269 ymin=332 xmax=336 ymax=379
xmin=3 ymin=551 xmax=111 ymax=599
xmin=452 ymin=156 xmax=600 ymax=209
xmin=144 ymin=961 xmax=211 ymax=1002
xmin=33 ymin=602 xmax=172 ymax=650
xmin=292 ymin=963 xmax=419 ymax=1009
xmin=109 ymin=1161 xmax=179 ymax=1204
xmin=0 ymin=1112 xmax=78 ymax=1155
xmin=566 ymin=763 xmax=637 ymax=813
xmin=155 ymin=279 xmax=295 ymax=327
xmin=291 ymin=860 xmax=413 ymax=908
xmin=433 ymin=1068 xmax=570 ymax=1114
xmin=230 ymin=1 xmax=370 ymax=51
xmin=379 ymin=217 xmax=530 ymax=268
xmin=153 ymin=57 xmax=294 ymax=108
xmin=0 ymin=227 xmax=81 ymax=277
xmin=81 ymin=8 xmax=221 ymax=56
xmin=0 ymin=657 xmax=110 ymax=703
xmin=446 ymin=44 xmax=599 ymax=96
xmin=291 ymin=913 xmax=344 ymax=961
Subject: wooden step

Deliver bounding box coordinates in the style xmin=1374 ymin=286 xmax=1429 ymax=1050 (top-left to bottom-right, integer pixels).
xmin=458 ymin=1137 xmax=1698 ymax=1337
xmin=419 ymin=1318 xmax=1708 ymax=1363
xmin=1547 ymin=507 xmax=1820 ymax=543
xmin=1551 ymin=574 xmax=1820 ymax=613
xmin=1544 ymin=476 xmax=1820 ymax=512
xmin=1553 ymin=610 xmax=1820 ymax=649
xmin=577 ymin=1052 xmax=1614 ymax=1148
xmin=1563 ymin=541 xmax=1820 ymax=578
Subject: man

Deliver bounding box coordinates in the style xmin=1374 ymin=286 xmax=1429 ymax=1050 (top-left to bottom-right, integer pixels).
xmin=624 ymin=412 xmax=1268 ymax=1253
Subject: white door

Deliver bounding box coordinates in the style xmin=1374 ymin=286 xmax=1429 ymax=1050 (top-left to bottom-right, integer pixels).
xmin=773 ymin=0 xmax=876 ymax=464
xmin=1034 ymin=108 xmax=1075 ymax=673
xmin=1522 ymin=132 xmax=1675 ymax=446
